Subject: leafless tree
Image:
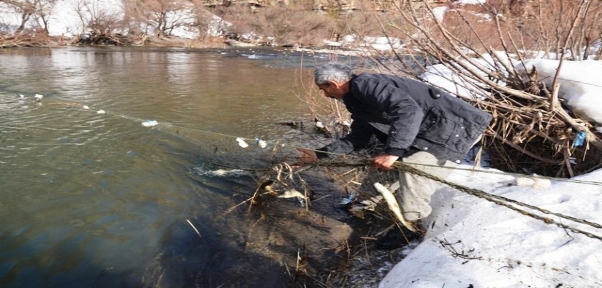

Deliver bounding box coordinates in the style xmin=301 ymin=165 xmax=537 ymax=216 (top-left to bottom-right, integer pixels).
xmin=0 ymin=0 xmax=58 ymax=35
xmin=69 ymin=0 xmax=127 ymax=45
xmin=72 ymin=0 xmax=124 ymax=35
xmin=33 ymin=0 xmax=58 ymax=36
xmin=124 ymin=0 xmax=195 ymax=38
xmin=189 ymin=1 xmax=229 ymax=41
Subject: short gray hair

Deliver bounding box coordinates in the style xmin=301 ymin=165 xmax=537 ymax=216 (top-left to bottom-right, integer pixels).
xmin=314 ymin=62 xmax=354 ymax=85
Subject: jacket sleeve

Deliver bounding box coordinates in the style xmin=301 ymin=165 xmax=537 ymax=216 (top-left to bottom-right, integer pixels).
xmin=316 ymin=119 xmax=374 ymax=159
xmin=351 ymin=77 xmax=424 ymax=156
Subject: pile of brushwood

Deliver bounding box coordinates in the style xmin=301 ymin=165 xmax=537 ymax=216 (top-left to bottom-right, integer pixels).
xmin=0 ymin=34 xmax=52 ymax=48
xmin=471 ymin=65 xmax=602 ymax=178
xmin=74 ymin=32 xmax=135 ymax=46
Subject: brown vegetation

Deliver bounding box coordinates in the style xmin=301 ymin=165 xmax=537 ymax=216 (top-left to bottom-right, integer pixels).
xmin=213 ymin=3 xmax=337 ymax=47
xmin=0 ymin=0 xmax=342 ymax=48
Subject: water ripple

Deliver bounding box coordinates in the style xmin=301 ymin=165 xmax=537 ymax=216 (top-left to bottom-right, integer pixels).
xmin=0 ymin=47 xmax=318 ymax=287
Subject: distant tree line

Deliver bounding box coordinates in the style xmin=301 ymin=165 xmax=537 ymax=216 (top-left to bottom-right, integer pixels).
xmin=0 ymin=0 xmax=350 ymax=47
xmin=2 ymin=0 xmax=600 ymax=53
xmin=0 ymin=0 xmax=449 ymax=48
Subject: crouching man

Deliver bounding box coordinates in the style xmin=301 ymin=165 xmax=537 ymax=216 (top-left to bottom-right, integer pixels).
xmin=298 ymin=62 xmax=492 ymax=249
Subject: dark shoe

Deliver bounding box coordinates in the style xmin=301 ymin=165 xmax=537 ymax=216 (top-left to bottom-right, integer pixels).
xmin=375 ymin=226 xmax=422 ymax=250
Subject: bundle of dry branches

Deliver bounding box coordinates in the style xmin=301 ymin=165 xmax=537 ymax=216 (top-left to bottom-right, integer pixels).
xmin=0 ymin=34 xmax=49 ymax=48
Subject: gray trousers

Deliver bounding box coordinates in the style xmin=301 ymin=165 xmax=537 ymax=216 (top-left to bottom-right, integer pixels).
xmin=360 ymin=151 xmax=457 ymax=223
xmin=396 ymin=151 xmax=457 ymax=221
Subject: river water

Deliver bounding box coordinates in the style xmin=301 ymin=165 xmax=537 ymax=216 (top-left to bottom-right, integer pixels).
xmin=0 ymin=47 xmax=364 ymax=287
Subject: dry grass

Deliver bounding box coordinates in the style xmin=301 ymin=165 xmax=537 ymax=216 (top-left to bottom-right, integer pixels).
xmin=213 ymin=4 xmax=337 ymax=47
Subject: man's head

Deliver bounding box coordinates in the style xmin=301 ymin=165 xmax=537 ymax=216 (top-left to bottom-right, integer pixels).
xmin=314 ymin=62 xmax=353 ymax=100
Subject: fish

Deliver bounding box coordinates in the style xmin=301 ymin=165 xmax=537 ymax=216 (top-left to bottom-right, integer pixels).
xmin=141 ymin=120 xmax=159 ymax=127
xmin=374 ymin=182 xmax=417 ymax=232
xmin=256 ymin=138 xmax=267 ymax=148
xmin=236 ymin=137 xmax=249 ymax=148
xmin=278 ymin=189 xmax=306 ymax=199
xmin=278 ymin=189 xmax=309 ymax=207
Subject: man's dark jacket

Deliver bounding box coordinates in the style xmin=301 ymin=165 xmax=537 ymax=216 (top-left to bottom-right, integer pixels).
xmin=318 ymin=73 xmax=493 ymax=163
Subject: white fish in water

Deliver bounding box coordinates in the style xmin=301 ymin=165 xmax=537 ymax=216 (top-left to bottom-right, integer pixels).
xmin=278 ymin=189 xmax=306 ymax=199
xmin=34 ymin=94 xmax=44 ymax=102
xmin=236 ymin=137 xmax=249 ymax=148
xmin=141 ymin=120 xmax=159 ymax=127
xmin=192 ymin=167 xmax=249 ymax=177
xmin=278 ymin=189 xmax=308 ymax=207
xmin=256 ymin=138 xmax=267 ymax=148
xmin=97 ymin=110 xmax=106 ymax=114
xmin=211 ymin=169 xmax=241 ymax=176
xmin=83 ymin=105 xmax=90 ymax=110
xmin=374 ymin=182 xmax=417 ymax=232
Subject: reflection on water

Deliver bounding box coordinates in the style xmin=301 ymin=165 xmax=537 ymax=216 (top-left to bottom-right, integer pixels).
xmin=0 ymin=47 xmax=352 ymax=287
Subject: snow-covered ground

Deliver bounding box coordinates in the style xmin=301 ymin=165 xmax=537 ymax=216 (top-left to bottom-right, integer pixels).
xmin=382 ymin=163 xmax=602 ymax=287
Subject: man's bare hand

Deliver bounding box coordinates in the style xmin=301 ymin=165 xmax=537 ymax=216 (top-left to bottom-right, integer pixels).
xmin=297 ymin=148 xmax=318 ymax=163
xmin=373 ymin=154 xmax=399 ymax=170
